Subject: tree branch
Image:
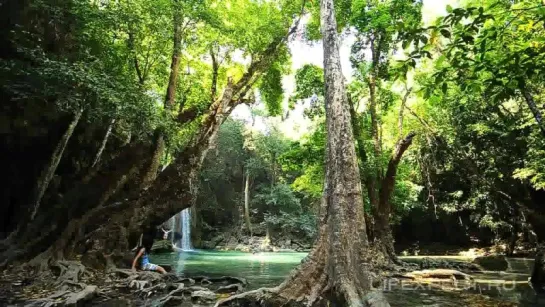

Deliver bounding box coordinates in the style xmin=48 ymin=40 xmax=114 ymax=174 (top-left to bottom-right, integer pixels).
xmin=398 ymin=87 xmax=412 ymax=137
xmin=404 ymin=104 xmax=435 ymax=133
xmin=380 ymin=132 xmax=416 ymax=207
xmin=128 ymin=30 xmax=144 ymax=84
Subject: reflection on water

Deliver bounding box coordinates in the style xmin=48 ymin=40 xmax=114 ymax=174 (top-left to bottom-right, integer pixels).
xmin=150 ymin=251 xmax=545 ymax=306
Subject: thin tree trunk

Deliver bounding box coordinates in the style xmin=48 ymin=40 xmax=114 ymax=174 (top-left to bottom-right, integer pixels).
xmin=30 ymin=108 xmax=83 ymax=221
xmin=374 ymin=132 xmax=416 ymax=264
xmin=520 ymin=85 xmax=545 ymax=137
xmin=219 ymin=0 xmax=388 ymax=305
xmin=244 ymin=171 xmax=252 ymax=236
xmin=91 ymin=117 xmax=116 ymax=168
xmin=368 ymin=40 xmax=381 ymax=159
xmin=398 ymin=87 xmax=411 ymax=137
xmin=210 ymin=47 xmax=219 ymax=102
xmin=507 ymin=224 xmax=518 ymax=257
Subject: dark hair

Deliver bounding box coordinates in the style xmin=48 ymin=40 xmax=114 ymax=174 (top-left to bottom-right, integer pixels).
xmin=133 ymin=240 xmax=153 ymax=269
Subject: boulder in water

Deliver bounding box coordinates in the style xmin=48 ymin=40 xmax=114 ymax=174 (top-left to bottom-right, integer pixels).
xmin=151 ymin=240 xmax=173 ymax=253
xmin=472 ymin=255 xmax=509 ymax=271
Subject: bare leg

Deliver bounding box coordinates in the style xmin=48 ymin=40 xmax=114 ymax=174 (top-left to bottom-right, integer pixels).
xmin=157 ymin=265 xmax=167 ymax=274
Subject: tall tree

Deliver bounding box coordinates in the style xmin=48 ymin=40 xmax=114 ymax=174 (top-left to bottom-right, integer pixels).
xmin=218 ymin=0 xmax=388 ymax=305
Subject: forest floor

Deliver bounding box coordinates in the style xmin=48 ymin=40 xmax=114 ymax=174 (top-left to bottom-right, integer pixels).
xmin=0 ymin=261 xmax=249 ymax=306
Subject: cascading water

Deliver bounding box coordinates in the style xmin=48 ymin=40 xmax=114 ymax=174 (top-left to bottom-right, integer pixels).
xmin=179 ymin=208 xmax=193 ymax=251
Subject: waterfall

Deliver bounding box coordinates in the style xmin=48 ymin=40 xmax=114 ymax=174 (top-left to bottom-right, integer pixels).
xmin=180 ymin=208 xmax=193 ymax=251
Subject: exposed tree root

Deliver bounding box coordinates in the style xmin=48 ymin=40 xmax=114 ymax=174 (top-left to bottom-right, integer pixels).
xmin=27 ymin=283 xmax=97 ymax=307
xmin=51 ymin=261 xmax=90 ymax=284
xmin=2 ymin=259 xmax=249 ymax=306
xmin=215 ymin=243 xmax=390 ymax=307
xmin=216 ymin=283 xmax=244 ymax=294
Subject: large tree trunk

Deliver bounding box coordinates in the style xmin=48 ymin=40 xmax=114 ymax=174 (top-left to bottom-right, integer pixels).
xmin=218 ymin=0 xmax=388 ymax=305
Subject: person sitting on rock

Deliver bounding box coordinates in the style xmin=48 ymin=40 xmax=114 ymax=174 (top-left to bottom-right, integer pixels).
xmin=132 ymin=244 xmax=166 ymax=274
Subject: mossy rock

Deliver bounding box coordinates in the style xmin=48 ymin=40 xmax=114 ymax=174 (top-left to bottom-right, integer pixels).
xmin=472 ymin=255 xmax=509 ymax=271
xmin=151 ymin=240 xmax=173 ymax=253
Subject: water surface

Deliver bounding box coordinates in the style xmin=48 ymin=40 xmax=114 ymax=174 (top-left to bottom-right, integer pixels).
xmin=150 ymin=251 xmax=545 ymax=306
xmin=151 ymin=250 xmax=306 ymax=289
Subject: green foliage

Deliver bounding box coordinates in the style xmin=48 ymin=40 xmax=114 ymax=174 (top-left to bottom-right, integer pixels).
xmin=256 ymin=183 xmax=317 ymax=240
xmin=280 ymin=122 xmax=325 ymax=201
xmin=254 ymin=183 xmax=301 ymax=215
xmin=350 ymin=0 xmax=423 ymax=79
xmin=197 ymin=118 xmax=318 ymax=239
xmin=264 ymin=211 xmax=317 ymax=239
xmin=259 ymin=64 xmax=284 ymax=116
xmin=294 ymin=64 xmax=324 ymax=99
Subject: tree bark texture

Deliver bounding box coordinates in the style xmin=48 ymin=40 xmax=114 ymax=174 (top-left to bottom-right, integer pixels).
xmin=0 ymin=142 xmax=153 ymax=267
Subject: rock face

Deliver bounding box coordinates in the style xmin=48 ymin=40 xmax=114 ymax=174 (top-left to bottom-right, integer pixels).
xmin=472 ymin=255 xmax=509 ymax=271
xmin=411 ymin=257 xmax=481 ymax=272
xmin=207 ymin=234 xmax=311 ymax=253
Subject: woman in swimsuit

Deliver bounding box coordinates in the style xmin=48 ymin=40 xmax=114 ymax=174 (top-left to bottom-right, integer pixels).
xmin=132 ymin=245 xmax=166 ymax=274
